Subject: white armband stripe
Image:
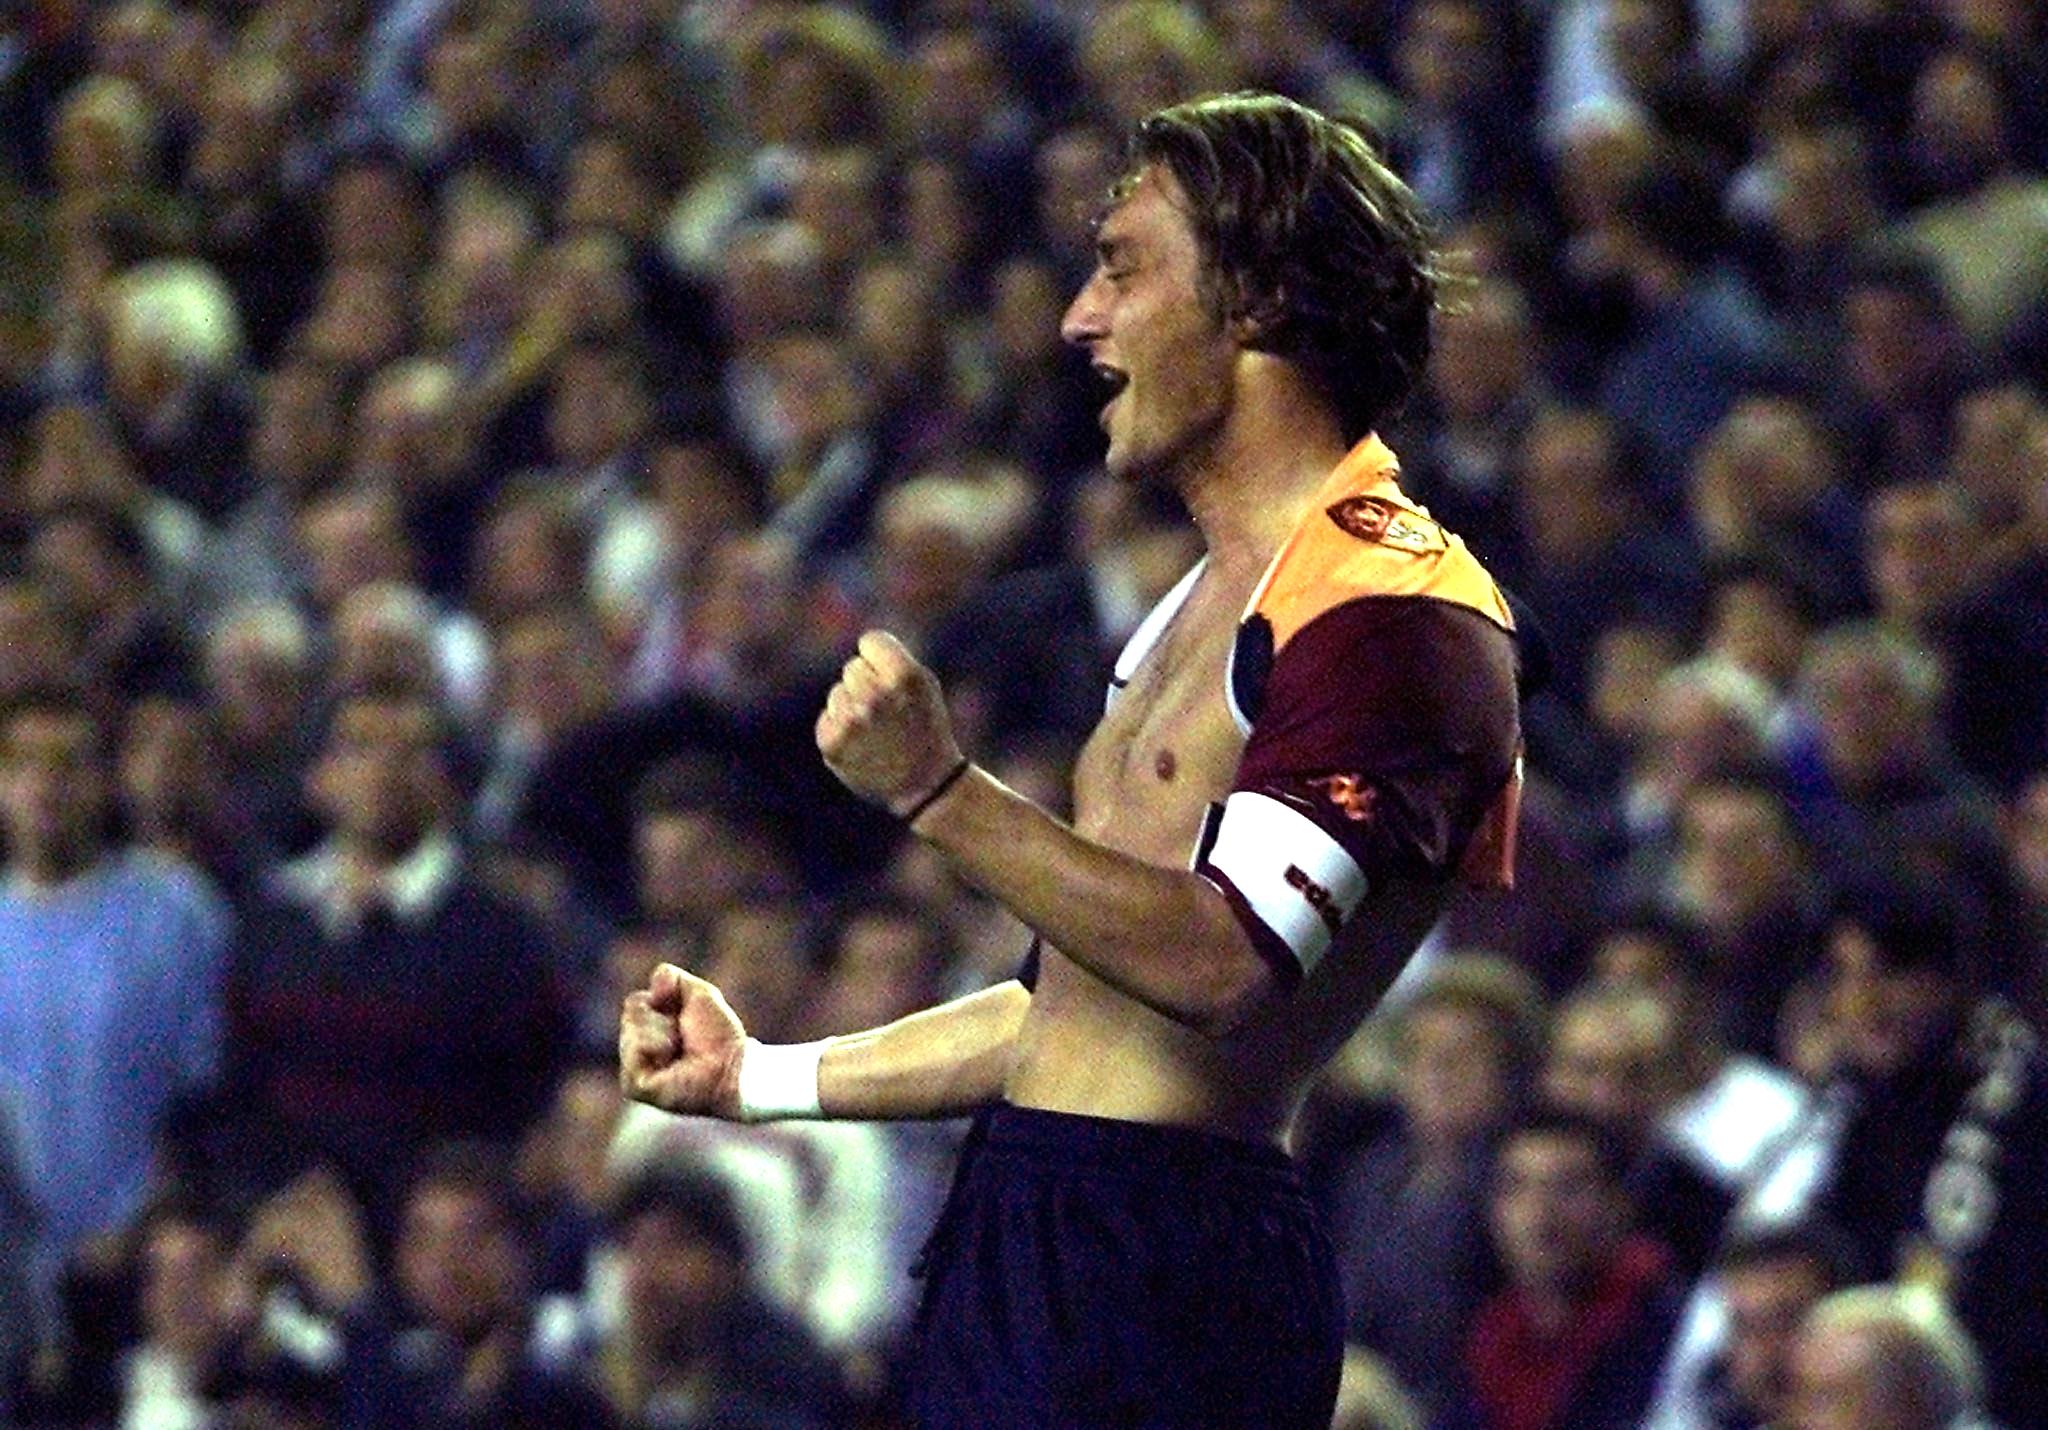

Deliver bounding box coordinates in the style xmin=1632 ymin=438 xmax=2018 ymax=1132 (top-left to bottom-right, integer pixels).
xmin=1197 ymin=790 xmax=1369 ymax=975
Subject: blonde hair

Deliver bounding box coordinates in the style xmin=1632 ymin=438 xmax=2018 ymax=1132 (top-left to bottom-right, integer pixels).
xmin=108 ymin=260 xmax=244 ymax=377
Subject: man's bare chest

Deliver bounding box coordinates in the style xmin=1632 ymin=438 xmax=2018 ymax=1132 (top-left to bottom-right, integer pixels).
xmin=1071 ymin=585 xmax=1248 ymax=858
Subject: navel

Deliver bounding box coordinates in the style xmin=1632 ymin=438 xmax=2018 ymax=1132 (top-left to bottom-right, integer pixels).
xmin=1154 ymin=748 xmax=1177 ymax=782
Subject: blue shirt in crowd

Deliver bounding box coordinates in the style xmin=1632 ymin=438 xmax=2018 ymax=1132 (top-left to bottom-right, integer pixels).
xmin=0 ymin=850 xmax=229 ymax=1276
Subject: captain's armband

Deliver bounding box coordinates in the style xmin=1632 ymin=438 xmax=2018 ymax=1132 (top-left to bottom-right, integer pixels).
xmin=1192 ymin=790 xmax=1370 ymax=979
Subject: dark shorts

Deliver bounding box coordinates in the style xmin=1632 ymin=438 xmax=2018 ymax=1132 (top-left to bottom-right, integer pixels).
xmin=910 ymin=1105 xmax=1344 ymax=1429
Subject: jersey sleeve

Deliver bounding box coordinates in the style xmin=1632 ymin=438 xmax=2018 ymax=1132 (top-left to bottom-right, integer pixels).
xmin=1194 ymin=595 xmax=1520 ymax=981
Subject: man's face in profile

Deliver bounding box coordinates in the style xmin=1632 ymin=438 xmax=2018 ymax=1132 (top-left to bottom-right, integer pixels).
xmin=1059 ymin=165 xmax=1239 ymax=490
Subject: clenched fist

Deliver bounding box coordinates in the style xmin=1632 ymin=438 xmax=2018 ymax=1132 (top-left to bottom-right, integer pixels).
xmin=816 ymin=631 xmax=965 ymax=816
xmin=618 ymin=964 xmax=746 ymax=1118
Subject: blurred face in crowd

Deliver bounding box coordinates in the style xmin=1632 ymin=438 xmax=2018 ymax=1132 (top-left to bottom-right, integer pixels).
xmin=1397 ymin=0 xmax=1498 ymax=110
xmin=621 ymin=1206 xmax=744 ymax=1370
xmin=1843 ymin=282 xmax=1942 ymax=406
xmin=1553 ymin=111 xmax=1656 ymax=232
xmin=0 ymin=586 xmax=77 ymax=701
xmin=848 ymin=257 xmax=940 ymax=390
xmin=23 ymin=403 xmax=138 ymax=515
xmin=651 ymin=441 xmax=753 ymax=566
xmin=397 ymin=1180 xmax=526 ymax=1345
xmin=0 ymin=703 xmax=108 ymax=880
xmin=253 ymin=362 xmax=345 ymax=488
xmin=990 ymin=257 xmax=1067 ymax=367
xmin=472 ymin=500 xmax=582 ymax=626
xmin=495 ymin=609 xmax=611 ymax=740
xmin=540 ymin=1066 xmax=625 ymax=1211
xmin=914 ymin=27 xmax=1005 ymax=137
xmin=1427 ymin=280 xmax=1533 ymax=422
xmin=1909 ymin=50 xmax=2008 ymax=197
xmin=1864 ymin=484 xmax=1973 ymax=628
xmin=637 ymin=802 xmax=791 ymax=924
xmin=298 ymin=263 xmax=410 ymax=374
xmin=298 ymin=492 xmax=414 ymax=612
xmin=28 ymin=510 xmax=145 ymax=625
xmin=140 ymin=1216 xmax=234 ymax=1368
xmin=1544 ymin=993 xmax=1685 ymax=1142
xmin=206 ymin=616 xmax=310 ymax=748
xmin=330 ymin=593 xmax=440 ymax=700
xmin=1060 ymin=164 xmax=1239 ymax=490
xmin=548 ymin=346 xmax=647 ymax=470
xmin=1397 ymin=1000 xmax=1515 ymax=1149
xmin=1635 ymin=678 xmax=1767 ymax=804
xmin=309 ymin=695 xmax=449 ymax=857
xmin=121 ymin=697 xmax=214 ymax=832
xmin=903 ymin=156 xmax=977 ymax=290
xmin=324 ymin=161 xmax=425 ymax=269
xmin=1824 ymin=921 xmax=1957 ymax=1078
xmin=191 ymin=63 xmax=287 ymax=194
xmin=1492 ymin=1129 xmax=1628 ymax=1299
xmin=1787 ymin=1318 xmax=1927 ymax=1430
xmin=2009 ymin=774 xmax=2048 ymax=907
xmin=1769 ymin=127 xmax=1873 ymax=251
xmin=1036 ymin=126 xmax=1118 ymax=258
xmin=792 ymin=147 xmax=885 ymax=277
xmin=1801 ymin=645 xmax=1934 ymax=791
xmin=1589 ymin=623 xmax=1682 ymax=747
xmin=1518 ymin=411 xmax=1623 ymax=564
xmin=1673 ymin=784 xmax=1803 ymax=930
xmin=560 ymin=136 xmax=660 ymax=239
xmin=1590 ymin=926 xmax=1693 ymax=994
xmin=1946 ymin=384 xmax=2048 ymax=523
xmin=1706 ymin=577 xmax=1810 ymax=691
xmin=704 ymin=901 xmax=816 ymax=1041
xmin=1722 ymin=1253 xmax=1834 ymax=1423
xmin=822 ymin=909 xmax=946 ymax=1032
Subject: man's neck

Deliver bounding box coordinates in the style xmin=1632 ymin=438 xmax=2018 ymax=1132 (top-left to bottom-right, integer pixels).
xmin=1178 ymin=363 xmax=1351 ymax=575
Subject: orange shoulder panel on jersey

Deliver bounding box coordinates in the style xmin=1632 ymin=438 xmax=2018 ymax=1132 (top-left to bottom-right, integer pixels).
xmin=1247 ymin=434 xmax=1515 ymax=651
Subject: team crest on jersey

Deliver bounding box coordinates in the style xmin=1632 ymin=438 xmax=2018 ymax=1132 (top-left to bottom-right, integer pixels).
xmin=1325 ymin=496 xmax=1441 ymax=553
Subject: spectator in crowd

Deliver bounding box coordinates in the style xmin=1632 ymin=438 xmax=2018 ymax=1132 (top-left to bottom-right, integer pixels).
xmin=1449 ymin=1107 xmax=1687 ymax=1429
xmin=1326 ymin=957 xmax=1544 ymax=1417
xmin=1787 ymin=1286 xmax=1986 ymax=1430
xmin=384 ymin=1143 xmax=615 ymax=1428
xmin=1542 ymin=983 xmax=1732 ymax=1273
xmin=223 ymin=686 xmax=568 ymax=1230
xmin=0 ymin=688 xmax=228 ymax=1291
xmin=1805 ymin=882 xmax=2048 ymax=1426
xmin=1658 ymin=773 xmax=1829 ymax=1056
xmin=1653 ymin=1221 xmax=1857 ymax=1430
xmin=601 ymin=1169 xmax=847 ymax=1429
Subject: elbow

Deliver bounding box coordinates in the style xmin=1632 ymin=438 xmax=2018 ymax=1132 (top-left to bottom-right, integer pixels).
xmin=1180 ymin=953 xmax=1284 ymax=1039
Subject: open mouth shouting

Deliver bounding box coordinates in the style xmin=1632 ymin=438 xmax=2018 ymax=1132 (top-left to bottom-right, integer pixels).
xmin=1092 ymin=361 xmax=1130 ymax=427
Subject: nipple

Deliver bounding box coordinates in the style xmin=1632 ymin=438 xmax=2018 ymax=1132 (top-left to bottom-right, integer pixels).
xmin=1154 ymin=749 xmax=1177 ymax=782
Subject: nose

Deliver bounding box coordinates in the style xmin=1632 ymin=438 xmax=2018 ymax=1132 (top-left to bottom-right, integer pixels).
xmin=1060 ymin=271 xmax=1107 ymax=350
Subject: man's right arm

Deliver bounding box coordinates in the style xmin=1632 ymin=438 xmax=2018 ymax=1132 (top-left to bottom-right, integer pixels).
xmin=819 ymin=981 xmax=1030 ymax=1119
xmin=620 ymin=963 xmax=1029 ymax=1123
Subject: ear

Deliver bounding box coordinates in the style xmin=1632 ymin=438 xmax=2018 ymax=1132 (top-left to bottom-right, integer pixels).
xmin=1227 ymin=287 xmax=1285 ymax=347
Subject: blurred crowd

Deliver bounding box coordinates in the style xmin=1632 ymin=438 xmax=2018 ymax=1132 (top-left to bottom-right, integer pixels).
xmin=1 ymin=0 xmax=2045 ymax=1425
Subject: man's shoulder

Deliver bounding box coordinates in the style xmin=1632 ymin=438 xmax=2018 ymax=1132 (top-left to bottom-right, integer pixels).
xmin=1254 ymin=490 xmax=1513 ymax=654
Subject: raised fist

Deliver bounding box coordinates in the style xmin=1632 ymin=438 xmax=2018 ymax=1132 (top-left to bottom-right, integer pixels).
xmin=618 ymin=964 xmax=746 ymax=1118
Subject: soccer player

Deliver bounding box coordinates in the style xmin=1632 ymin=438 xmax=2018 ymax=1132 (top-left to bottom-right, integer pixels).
xmin=622 ymin=92 xmax=1524 ymax=1427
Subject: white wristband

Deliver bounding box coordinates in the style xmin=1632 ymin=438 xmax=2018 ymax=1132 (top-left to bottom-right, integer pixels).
xmin=735 ymin=1037 xmax=830 ymax=1122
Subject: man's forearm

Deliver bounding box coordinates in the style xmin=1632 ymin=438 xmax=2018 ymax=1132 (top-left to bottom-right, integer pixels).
xmin=818 ymin=980 xmax=1032 ymax=1119
xmin=911 ymin=769 xmax=1274 ymax=1034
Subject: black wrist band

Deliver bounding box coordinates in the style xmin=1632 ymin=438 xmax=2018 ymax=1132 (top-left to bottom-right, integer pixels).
xmin=900 ymin=757 xmax=971 ymax=826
